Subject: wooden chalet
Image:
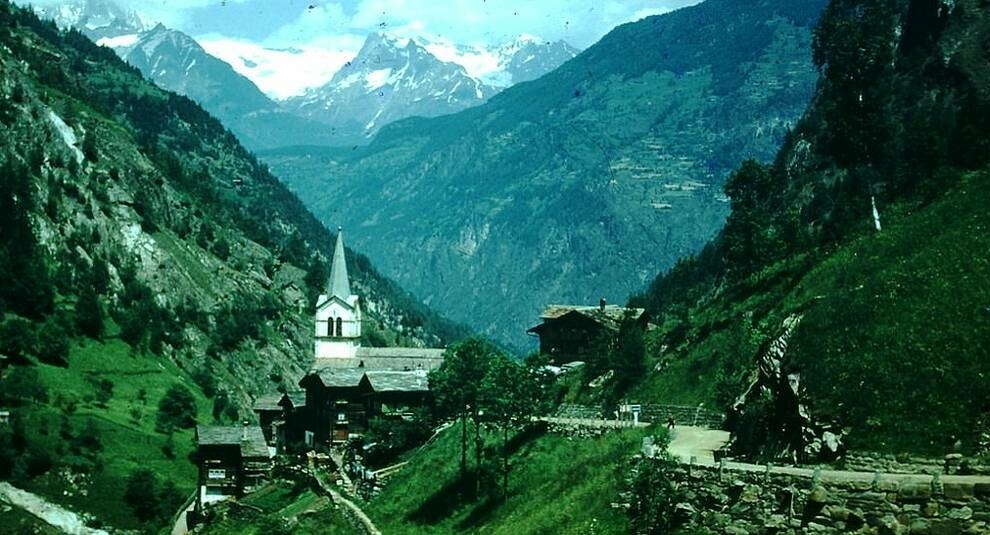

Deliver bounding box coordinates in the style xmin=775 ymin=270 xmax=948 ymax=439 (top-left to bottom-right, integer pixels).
xmin=194 ymin=424 xmax=272 ymax=509
xmin=251 ymin=391 xmax=307 ymax=450
xmin=364 ymin=370 xmax=431 ymax=419
xmin=527 ymin=301 xmax=651 ymax=364
xmin=298 ymin=368 xmax=433 ymax=447
xmin=298 ymin=369 xmax=373 ymax=446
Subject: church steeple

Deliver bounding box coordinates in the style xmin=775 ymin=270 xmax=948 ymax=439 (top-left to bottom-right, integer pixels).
xmin=327 ymin=227 xmax=352 ymax=301
xmin=314 ymin=227 xmax=361 ymax=361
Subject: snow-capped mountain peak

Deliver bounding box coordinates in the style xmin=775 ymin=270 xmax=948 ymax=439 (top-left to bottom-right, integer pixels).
xmin=34 ymin=0 xmax=150 ymax=40
xmin=286 ymin=32 xmax=496 ymax=139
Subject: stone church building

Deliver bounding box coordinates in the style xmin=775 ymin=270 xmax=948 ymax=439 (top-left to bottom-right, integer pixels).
xmin=312 ymin=228 xmax=445 ymax=370
xmin=295 ymin=228 xmax=445 ymax=446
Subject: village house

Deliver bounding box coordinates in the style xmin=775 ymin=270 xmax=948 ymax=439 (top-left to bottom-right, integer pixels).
xmin=251 ymin=391 xmax=306 ymax=449
xmin=194 ymin=424 xmax=272 ymax=510
xmin=297 ymin=368 xmax=431 ymax=447
xmin=527 ymin=299 xmax=651 ymax=365
xmin=298 ymin=368 xmax=372 ymax=446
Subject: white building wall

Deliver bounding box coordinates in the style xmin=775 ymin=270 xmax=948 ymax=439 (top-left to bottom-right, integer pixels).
xmin=314 ymin=294 xmax=361 ymax=359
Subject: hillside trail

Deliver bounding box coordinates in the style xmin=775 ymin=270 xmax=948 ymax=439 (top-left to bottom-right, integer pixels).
xmin=309 ymin=455 xmax=381 ymax=535
xmin=0 ymin=481 xmax=109 ymax=535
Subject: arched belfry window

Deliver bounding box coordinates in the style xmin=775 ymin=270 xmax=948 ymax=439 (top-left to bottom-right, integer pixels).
xmin=335 ymin=317 xmax=343 ymax=337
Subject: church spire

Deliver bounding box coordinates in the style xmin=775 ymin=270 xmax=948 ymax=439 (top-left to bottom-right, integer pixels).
xmin=328 ymin=227 xmax=352 ymax=301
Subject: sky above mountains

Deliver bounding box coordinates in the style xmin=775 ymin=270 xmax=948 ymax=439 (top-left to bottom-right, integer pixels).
xmin=32 ymin=0 xmax=702 ymax=98
xmin=102 ymin=0 xmax=701 ymax=48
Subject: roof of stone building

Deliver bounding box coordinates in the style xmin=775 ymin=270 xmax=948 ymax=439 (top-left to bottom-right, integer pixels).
xmin=196 ymin=425 xmax=270 ymax=458
xmin=285 ymin=391 xmax=306 ymax=408
xmin=327 ymin=228 xmax=352 ymax=301
xmin=364 ymin=370 xmax=431 ymax=392
xmin=311 ymin=368 xmax=369 ymax=388
xmin=252 ymin=393 xmax=284 ymax=411
xmin=311 ymin=347 xmax=445 ymax=372
xmin=252 ymin=391 xmax=307 ymax=411
xmin=529 ymin=304 xmax=647 ymax=334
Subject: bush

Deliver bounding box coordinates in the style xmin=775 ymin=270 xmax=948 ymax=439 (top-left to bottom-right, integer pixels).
xmin=74 ymin=286 xmax=104 ymax=340
xmin=124 ymin=468 xmax=185 ymax=526
xmin=37 ymin=316 xmax=70 ymax=366
xmin=0 ymin=317 xmax=36 ymax=362
xmin=0 ymin=366 xmax=48 ymax=405
xmin=156 ymin=384 xmax=197 ymax=433
xmin=123 ymin=468 xmax=159 ymax=522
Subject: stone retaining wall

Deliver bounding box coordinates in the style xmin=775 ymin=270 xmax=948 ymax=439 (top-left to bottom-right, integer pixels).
xmin=555 ymin=403 xmax=724 ymax=429
xmin=638 ymin=460 xmax=990 ymax=533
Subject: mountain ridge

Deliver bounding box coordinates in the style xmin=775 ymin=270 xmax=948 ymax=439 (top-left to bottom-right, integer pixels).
xmin=265 ymin=0 xmax=827 ymax=349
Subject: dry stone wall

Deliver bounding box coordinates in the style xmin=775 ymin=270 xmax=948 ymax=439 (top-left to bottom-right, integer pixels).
xmin=642 ymin=461 xmax=990 ymax=534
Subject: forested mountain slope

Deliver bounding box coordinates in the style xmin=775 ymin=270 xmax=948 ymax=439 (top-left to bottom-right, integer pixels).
xmin=0 ymin=1 xmax=465 ymax=529
xmin=632 ymin=0 xmax=990 ymax=458
xmin=264 ymin=0 xmax=828 ymax=349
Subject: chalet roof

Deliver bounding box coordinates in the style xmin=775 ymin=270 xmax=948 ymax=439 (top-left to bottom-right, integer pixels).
xmin=196 ymin=425 xmax=269 ymax=458
xmin=312 ymin=368 xmax=369 ymax=388
xmin=365 ymin=370 xmax=430 ymax=392
xmin=252 ymin=393 xmax=284 ymax=411
xmin=528 ymin=304 xmax=648 ymax=334
xmin=252 ymin=391 xmax=307 ymax=411
xmin=327 ymin=228 xmax=352 ymax=301
xmin=285 ymin=391 xmax=306 ymax=408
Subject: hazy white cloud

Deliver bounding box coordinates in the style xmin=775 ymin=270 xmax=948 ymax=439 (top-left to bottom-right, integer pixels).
xmin=30 ymin=0 xmax=702 ymax=99
xmin=263 ymin=0 xmax=700 ymax=50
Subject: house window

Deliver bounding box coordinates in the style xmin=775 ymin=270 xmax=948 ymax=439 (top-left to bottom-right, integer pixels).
xmin=337 ymin=412 xmax=347 ymax=422
xmin=335 ymin=317 xmax=343 ymax=337
xmin=208 ymin=468 xmax=226 ymax=479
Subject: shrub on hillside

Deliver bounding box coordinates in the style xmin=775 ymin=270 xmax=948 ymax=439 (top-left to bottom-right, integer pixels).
xmin=0 ymin=317 xmax=36 ymax=362
xmin=156 ymin=384 xmax=197 ymax=433
xmin=37 ymin=315 xmax=71 ymax=366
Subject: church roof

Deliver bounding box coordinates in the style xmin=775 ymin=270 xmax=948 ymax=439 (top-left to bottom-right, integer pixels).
xmin=327 ymin=227 xmax=352 ymax=301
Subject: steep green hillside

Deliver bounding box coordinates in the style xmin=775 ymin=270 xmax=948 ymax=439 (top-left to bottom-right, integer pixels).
xmin=263 ymin=0 xmax=827 ymax=349
xmin=0 ymin=1 xmax=465 ymax=530
xmin=366 ymin=423 xmax=649 ymax=534
xmin=633 ymin=0 xmax=990 ymax=458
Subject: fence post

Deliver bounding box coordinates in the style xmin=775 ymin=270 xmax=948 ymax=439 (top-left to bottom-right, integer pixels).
xmin=931 ymin=472 xmax=943 ymax=496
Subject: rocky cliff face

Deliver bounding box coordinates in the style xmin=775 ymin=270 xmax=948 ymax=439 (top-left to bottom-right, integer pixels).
xmin=264 ymin=0 xmax=827 ymax=349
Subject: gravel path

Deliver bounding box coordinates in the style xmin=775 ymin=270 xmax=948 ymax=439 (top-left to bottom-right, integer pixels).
xmin=0 ymin=482 xmax=109 ymax=535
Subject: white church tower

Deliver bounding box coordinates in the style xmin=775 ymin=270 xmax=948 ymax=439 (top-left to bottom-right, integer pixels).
xmin=314 ymin=228 xmax=361 ymax=360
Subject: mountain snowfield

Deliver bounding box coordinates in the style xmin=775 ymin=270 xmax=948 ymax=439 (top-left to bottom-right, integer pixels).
xmin=35 ymin=0 xmax=578 ymax=103
xmin=197 ymin=32 xmax=577 ymax=101
xmin=284 ymin=33 xmax=499 ymax=138
xmin=34 ymin=0 xmax=580 ymax=147
xmin=196 ymin=37 xmax=355 ymax=100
